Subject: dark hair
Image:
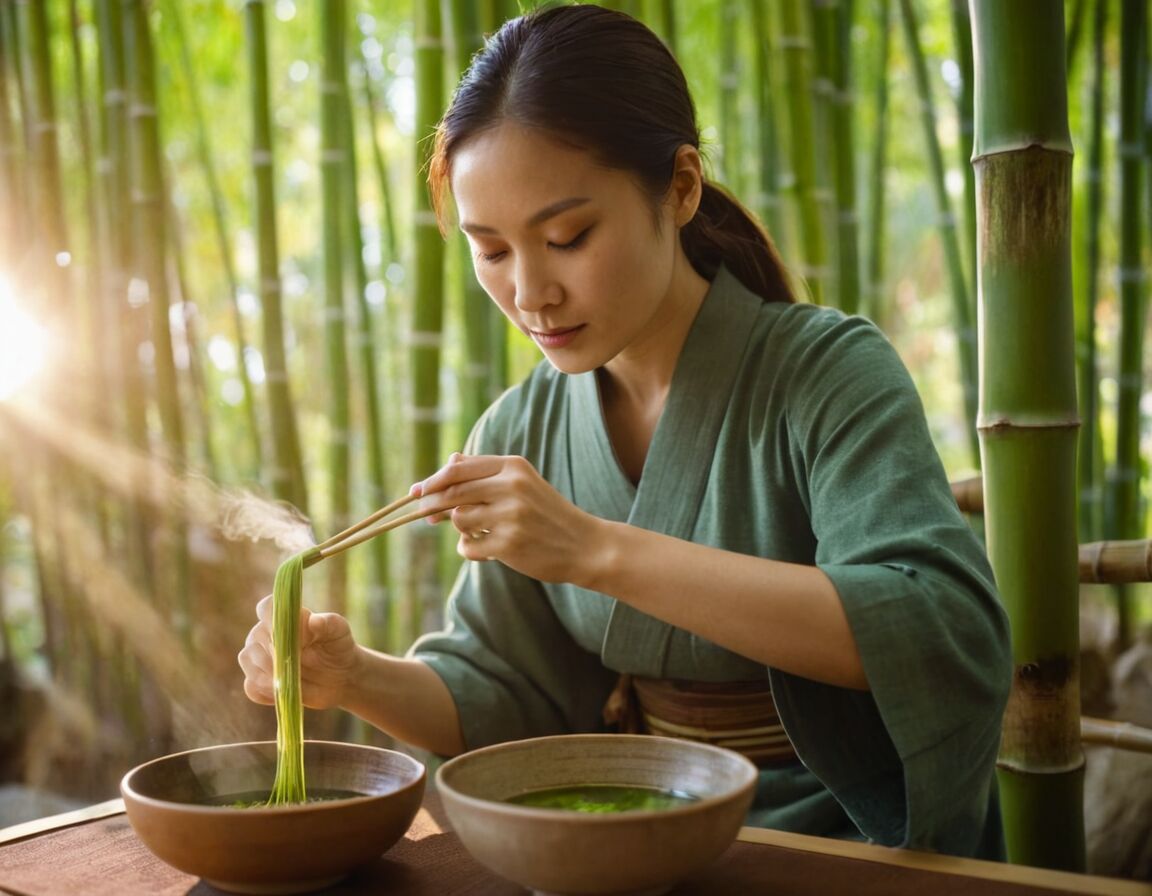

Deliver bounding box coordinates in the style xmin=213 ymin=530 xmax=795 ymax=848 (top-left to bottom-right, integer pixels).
xmin=427 ymin=3 xmax=794 ymax=304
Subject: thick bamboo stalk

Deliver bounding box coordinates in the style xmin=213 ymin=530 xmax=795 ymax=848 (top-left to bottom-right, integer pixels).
xmin=243 ymin=0 xmax=308 ymax=513
xmin=777 ymin=0 xmax=827 ymax=303
xmin=971 ymin=0 xmax=1083 ymax=871
xmin=1074 ymin=0 xmax=1107 ymax=542
xmin=1108 ymin=0 xmax=1147 ymax=650
xmin=405 ymin=0 xmax=446 ymax=646
xmin=900 ymin=0 xmax=978 ymax=466
xmin=319 ymin=0 xmax=350 ymax=616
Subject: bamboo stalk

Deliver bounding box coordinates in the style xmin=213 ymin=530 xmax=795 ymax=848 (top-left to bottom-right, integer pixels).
xmin=124 ymin=0 xmax=193 ymax=647
xmin=1074 ymin=0 xmax=1107 ymax=542
xmin=164 ymin=0 xmax=263 ymax=478
xmin=1107 ymin=0 xmax=1147 ymax=650
xmin=829 ymin=0 xmax=860 ymax=315
xmin=0 ymin=1 xmax=22 ymax=266
xmin=863 ymin=0 xmax=891 ymax=326
xmin=448 ymin=0 xmax=494 ymax=435
xmin=319 ymin=0 xmax=351 ymax=616
xmin=718 ymin=0 xmax=741 ymax=192
xmin=777 ymin=0 xmax=827 ymax=303
xmin=342 ymin=58 xmax=390 ymax=638
xmin=899 ymin=0 xmax=978 ymax=466
xmin=748 ymin=0 xmax=786 ymax=259
xmin=244 ymin=0 xmax=308 ymax=512
xmin=971 ymin=0 xmax=1083 ymax=870
xmin=406 ymin=0 xmax=446 ymax=647
xmin=949 ymin=0 xmax=977 ymax=322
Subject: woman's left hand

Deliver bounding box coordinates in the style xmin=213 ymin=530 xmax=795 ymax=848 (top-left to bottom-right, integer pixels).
xmin=413 ymin=452 xmax=602 ymax=584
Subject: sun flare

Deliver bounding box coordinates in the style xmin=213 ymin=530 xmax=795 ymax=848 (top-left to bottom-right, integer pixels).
xmin=0 ymin=278 xmax=49 ymax=401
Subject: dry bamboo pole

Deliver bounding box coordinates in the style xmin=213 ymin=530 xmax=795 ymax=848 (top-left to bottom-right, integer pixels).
xmin=244 ymin=0 xmax=308 ymax=513
xmin=900 ymin=0 xmax=978 ymax=467
xmin=164 ymin=0 xmax=263 ymax=479
xmin=319 ymin=0 xmax=351 ymax=616
xmin=862 ymin=0 xmax=890 ymax=327
xmin=406 ymin=0 xmax=446 ymax=646
xmin=1108 ymin=0 xmax=1147 ymax=651
xmin=777 ymin=0 xmax=827 ymax=303
xmin=971 ymin=0 xmax=1083 ymax=870
xmin=1074 ymin=0 xmax=1107 ymax=542
xmin=1080 ymin=717 xmax=1152 ymax=754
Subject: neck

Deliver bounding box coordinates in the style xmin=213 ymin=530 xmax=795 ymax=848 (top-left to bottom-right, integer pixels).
xmin=600 ymin=257 xmax=710 ymax=409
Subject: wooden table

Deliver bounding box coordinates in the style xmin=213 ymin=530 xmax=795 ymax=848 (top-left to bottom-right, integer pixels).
xmin=1 ymin=791 xmax=1149 ymax=896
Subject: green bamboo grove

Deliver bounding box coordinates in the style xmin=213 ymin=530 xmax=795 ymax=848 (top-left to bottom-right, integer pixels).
xmin=0 ymin=0 xmax=1149 ymax=870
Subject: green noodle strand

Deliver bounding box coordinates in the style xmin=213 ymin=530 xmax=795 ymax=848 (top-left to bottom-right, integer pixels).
xmin=266 ymin=547 xmax=320 ymax=806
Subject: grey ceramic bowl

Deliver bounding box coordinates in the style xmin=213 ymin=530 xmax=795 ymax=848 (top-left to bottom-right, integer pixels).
xmin=436 ymin=734 xmax=758 ymax=896
xmin=121 ymin=740 xmax=425 ymax=894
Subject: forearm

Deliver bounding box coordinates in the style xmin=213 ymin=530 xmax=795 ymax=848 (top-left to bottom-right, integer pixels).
xmin=580 ymin=520 xmax=869 ymax=690
xmin=341 ymin=649 xmax=467 ymax=756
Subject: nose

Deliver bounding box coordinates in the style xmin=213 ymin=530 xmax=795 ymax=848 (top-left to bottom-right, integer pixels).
xmin=513 ymin=256 xmax=562 ymax=313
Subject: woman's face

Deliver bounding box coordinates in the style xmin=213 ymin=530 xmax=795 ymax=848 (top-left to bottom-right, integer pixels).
xmin=450 ymin=123 xmax=700 ymax=375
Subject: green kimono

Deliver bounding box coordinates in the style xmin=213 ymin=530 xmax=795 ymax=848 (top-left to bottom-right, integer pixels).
xmin=411 ymin=267 xmax=1011 ymax=859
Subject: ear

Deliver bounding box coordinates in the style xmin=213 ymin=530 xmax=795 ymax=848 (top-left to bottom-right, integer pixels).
xmin=666 ymin=144 xmax=703 ymax=227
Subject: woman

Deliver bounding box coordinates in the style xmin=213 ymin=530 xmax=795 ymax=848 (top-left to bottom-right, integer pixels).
xmin=239 ymin=3 xmax=1011 ymax=858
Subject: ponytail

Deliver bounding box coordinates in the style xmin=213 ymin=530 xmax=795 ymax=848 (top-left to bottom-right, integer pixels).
xmin=682 ymin=181 xmax=795 ymax=304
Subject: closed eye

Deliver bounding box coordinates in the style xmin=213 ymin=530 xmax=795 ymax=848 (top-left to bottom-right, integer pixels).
xmin=549 ymin=227 xmax=592 ymax=252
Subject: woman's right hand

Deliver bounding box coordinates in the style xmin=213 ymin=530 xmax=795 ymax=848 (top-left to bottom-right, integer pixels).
xmin=237 ymin=594 xmax=361 ymax=710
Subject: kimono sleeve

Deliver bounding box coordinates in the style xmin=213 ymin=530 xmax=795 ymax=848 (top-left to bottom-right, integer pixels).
xmin=407 ymin=391 xmax=617 ymax=752
xmin=767 ymin=311 xmax=1011 ymax=857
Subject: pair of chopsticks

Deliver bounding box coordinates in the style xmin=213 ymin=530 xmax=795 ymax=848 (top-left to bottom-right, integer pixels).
xmin=302 ymin=492 xmax=435 ymax=568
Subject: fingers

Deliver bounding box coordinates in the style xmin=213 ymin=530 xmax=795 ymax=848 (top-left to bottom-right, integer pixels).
xmin=416 ymin=452 xmax=504 ymax=499
xmin=238 ymin=627 xmax=274 ymax=705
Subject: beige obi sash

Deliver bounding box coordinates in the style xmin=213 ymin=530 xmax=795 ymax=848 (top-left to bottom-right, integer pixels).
xmin=602 ymin=674 xmax=799 ymax=768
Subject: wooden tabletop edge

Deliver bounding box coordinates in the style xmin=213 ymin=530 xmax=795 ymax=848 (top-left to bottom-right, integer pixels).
xmin=0 ymin=798 xmax=126 ymax=846
xmin=735 ymin=826 xmax=1152 ymax=895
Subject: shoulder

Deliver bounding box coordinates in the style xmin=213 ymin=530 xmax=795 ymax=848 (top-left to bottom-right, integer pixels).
xmin=748 ymin=302 xmax=916 ymax=402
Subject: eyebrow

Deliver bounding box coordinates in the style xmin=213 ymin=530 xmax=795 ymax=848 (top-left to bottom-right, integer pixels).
xmin=459 ymin=196 xmax=591 ymax=236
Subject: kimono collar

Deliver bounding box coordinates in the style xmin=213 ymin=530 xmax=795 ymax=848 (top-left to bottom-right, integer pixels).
xmin=566 ymin=265 xmax=764 ymax=675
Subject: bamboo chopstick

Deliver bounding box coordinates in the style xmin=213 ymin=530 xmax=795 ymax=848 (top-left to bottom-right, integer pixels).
xmin=315 ymin=505 xmax=440 ymax=561
xmin=313 ymin=492 xmax=420 ymax=553
xmin=302 ymin=493 xmax=441 ymax=569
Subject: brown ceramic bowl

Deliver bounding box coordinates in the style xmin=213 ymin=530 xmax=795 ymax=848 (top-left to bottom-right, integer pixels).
xmin=120 ymin=740 xmax=425 ymax=894
xmin=436 ymin=734 xmax=758 ymax=896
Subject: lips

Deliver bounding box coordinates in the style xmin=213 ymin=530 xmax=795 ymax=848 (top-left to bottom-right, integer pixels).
xmin=529 ymin=325 xmax=585 ymax=349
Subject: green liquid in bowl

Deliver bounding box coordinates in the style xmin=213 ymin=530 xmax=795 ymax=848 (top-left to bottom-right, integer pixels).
xmin=506 ymin=784 xmax=698 ymax=813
